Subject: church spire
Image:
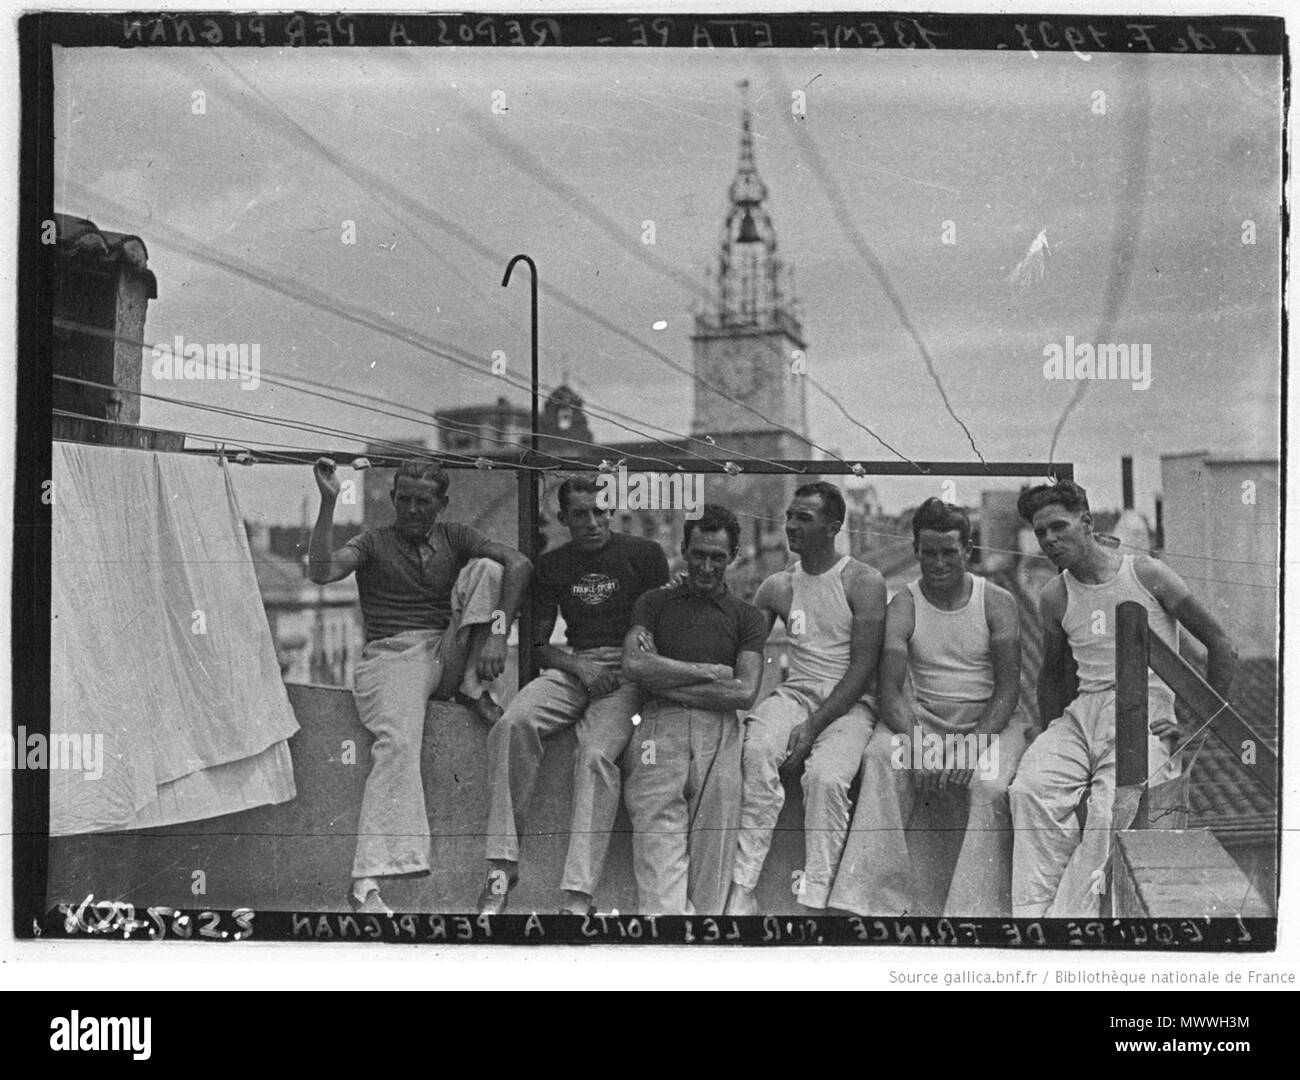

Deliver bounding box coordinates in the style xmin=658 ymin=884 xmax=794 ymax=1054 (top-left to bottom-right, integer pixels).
xmin=702 ymin=80 xmax=795 ymax=330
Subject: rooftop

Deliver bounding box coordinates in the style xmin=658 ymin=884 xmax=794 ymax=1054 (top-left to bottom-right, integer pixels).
xmin=54 ymin=213 xmax=158 ymax=297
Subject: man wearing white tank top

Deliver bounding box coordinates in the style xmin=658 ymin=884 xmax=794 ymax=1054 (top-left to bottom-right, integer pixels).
xmin=829 ymin=498 xmax=1032 ymax=917
xmin=725 ymin=482 xmax=887 ymax=914
xmin=1010 ymin=480 xmax=1236 ymax=918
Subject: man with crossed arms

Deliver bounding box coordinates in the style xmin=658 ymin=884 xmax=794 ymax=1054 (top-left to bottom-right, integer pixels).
xmin=621 ymin=503 xmax=766 ymax=915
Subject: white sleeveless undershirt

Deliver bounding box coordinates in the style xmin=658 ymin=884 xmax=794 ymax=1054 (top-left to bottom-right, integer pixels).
xmin=907 ymin=574 xmax=995 ymax=704
xmin=787 ymin=556 xmax=854 ymax=688
xmin=1061 ymin=554 xmax=1176 ymax=709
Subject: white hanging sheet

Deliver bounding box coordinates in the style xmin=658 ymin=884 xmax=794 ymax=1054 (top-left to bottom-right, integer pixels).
xmin=50 ymin=442 xmax=299 ymax=835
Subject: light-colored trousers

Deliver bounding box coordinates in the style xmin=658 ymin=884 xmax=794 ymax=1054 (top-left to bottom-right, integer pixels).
xmin=484 ymin=646 xmax=641 ymax=895
xmin=732 ymin=682 xmax=877 ymax=908
xmin=1009 ymin=689 xmax=1177 ymax=918
xmin=350 ymin=559 xmax=503 ymax=880
xmin=622 ymin=699 xmax=742 ymax=915
xmin=828 ymin=700 xmax=1032 ymax=917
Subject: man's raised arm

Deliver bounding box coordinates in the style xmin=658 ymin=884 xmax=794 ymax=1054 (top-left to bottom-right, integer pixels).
xmin=307 ymin=457 xmax=360 ymax=585
xmin=1135 ymin=556 xmax=1238 ymax=700
xmin=474 ymin=539 xmax=533 ymax=681
xmin=476 ymin=539 xmax=533 ymax=631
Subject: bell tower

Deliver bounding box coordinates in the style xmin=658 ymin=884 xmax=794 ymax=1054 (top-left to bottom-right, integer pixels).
xmin=691 ymin=82 xmax=808 ymax=442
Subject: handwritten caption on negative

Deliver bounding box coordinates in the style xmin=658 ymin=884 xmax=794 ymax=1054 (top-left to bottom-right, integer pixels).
xmin=102 ymin=15 xmax=1281 ymax=55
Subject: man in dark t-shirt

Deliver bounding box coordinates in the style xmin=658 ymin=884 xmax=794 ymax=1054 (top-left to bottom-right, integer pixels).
xmin=621 ymin=503 xmax=766 ymax=915
xmin=479 ymin=477 xmax=668 ymax=915
xmin=309 ymin=458 xmax=531 ymax=914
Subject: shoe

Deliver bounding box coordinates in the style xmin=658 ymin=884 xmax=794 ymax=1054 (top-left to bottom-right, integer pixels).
xmin=724 ymin=884 xmax=759 ymax=917
xmin=559 ymin=889 xmax=596 ymax=916
xmin=348 ymin=885 xmax=393 ymax=916
xmin=455 ymin=690 xmax=503 ymax=727
xmin=477 ymin=867 xmax=518 ymax=915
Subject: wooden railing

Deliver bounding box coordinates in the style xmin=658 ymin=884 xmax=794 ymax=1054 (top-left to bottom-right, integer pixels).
xmin=1114 ymin=599 xmax=1277 ymax=827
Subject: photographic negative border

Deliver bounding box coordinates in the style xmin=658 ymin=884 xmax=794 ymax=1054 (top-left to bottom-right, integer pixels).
xmin=12 ymin=7 xmax=1288 ymax=950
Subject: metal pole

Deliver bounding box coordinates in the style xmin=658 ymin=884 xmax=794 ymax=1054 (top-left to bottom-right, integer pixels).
xmin=502 ymin=254 xmax=540 ymax=684
xmin=1115 ymin=600 xmax=1150 ymax=828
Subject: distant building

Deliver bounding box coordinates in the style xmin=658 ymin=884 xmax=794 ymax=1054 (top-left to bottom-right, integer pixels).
xmin=247 ymin=521 xmax=364 ymax=687
xmin=1159 ymin=451 xmax=1279 ymax=659
xmin=435 ymin=396 xmax=531 ymax=457
xmin=386 ymin=92 xmax=827 ymax=601
xmin=431 ymin=386 xmax=596 ymax=462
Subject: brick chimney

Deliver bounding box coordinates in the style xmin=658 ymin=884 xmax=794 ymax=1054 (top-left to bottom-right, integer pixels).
xmin=52 ymin=213 xmax=158 ymax=441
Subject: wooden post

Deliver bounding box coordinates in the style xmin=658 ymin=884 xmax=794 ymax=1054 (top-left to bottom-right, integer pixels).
xmin=1115 ymin=600 xmax=1149 ymax=829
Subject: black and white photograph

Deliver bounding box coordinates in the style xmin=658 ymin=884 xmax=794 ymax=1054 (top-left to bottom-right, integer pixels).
xmin=6 ymin=3 xmax=1290 ymax=991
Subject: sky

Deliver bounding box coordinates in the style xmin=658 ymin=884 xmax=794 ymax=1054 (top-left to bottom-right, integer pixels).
xmin=53 ymin=44 xmax=1282 ymax=529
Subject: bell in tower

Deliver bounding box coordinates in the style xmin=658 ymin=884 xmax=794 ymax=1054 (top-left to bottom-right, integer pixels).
xmin=737 ymin=208 xmax=762 ymax=245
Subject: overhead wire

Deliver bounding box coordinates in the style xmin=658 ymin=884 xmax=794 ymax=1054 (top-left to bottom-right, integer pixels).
xmin=56 ymin=323 xmax=1276 ymax=578
xmin=56 ymin=182 xmax=797 ymax=475
xmin=60 ymin=60 xmax=1272 ymax=591
xmin=52 ymin=314 xmax=782 ymax=475
xmin=422 ymin=58 xmax=920 ymax=472
xmin=53 ymin=408 xmax=325 ymax=465
xmin=759 ymin=55 xmax=988 ymax=466
xmin=53 ymin=373 xmax=512 ymax=470
xmin=52 ymin=393 xmax=1277 ymax=590
xmin=1045 ymin=59 xmax=1154 ymax=463
xmin=198 ymin=49 xmax=841 ymax=468
xmin=398 ymin=57 xmax=924 ymax=473
xmin=56 ymin=186 xmax=761 ymax=475
xmin=54 ymin=317 xmax=664 ymax=470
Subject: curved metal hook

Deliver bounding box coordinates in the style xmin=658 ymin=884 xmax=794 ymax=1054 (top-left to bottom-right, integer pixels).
xmin=501 ymin=253 xmax=536 ymax=289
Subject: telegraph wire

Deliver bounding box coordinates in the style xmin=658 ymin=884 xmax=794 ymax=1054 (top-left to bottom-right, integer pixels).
xmin=1045 ymin=62 xmax=1153 ymax=463
xmin=52 ymin=315 xmax=785 ymax=475
xmin=199 ymin=51 xmax=846 ymax=466
xmin=57 ymin=186 xmax=771 ymax=475
xmin=760 ymin=55 xmax=988 ymax=466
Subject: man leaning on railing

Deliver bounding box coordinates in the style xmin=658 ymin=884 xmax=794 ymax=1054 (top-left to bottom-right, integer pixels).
xmin=1009 ymin=480 xmax=1236 ymax=919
